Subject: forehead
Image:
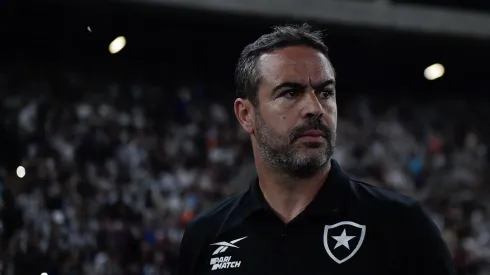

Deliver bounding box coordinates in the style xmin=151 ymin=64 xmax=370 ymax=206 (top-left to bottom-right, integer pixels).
xmin=258 ymin=46 xmax=335 ymax=85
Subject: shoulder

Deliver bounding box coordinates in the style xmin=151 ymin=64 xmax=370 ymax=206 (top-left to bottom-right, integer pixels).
xmin=178 ymin=193 xmax=245 ymax=274
xmin=350 ymin=179 xmax=416 ymax=205
xmin=182 ymin=193 xmax=244 ymax=243
xmin=347 ymin=179 xmax=427 ymax=221
xmin=347 ymin=181 xmax=454 ymax=272
xmin=346 ymin=179 xmax=446 ymax=245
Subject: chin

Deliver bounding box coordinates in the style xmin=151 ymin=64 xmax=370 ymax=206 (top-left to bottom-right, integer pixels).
xmin=303 ymin=141 xmax=325 ymax=148
xmin=287 ymin=160 xmax=328 ymax=178
xmin=295 ymin=141 xmax=328 ymax=151
xmin=295 ymin=152 xmax=329 ymax=163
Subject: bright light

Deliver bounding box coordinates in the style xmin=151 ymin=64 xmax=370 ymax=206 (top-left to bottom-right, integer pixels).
xmin=424 ymin=63 xmax=445 ymax=80
xmin=109 ymin=36 xmax=126 ymax=54
xmin=41 ymin=273 xmax=48 ymax=275
xmin=16 ymin=166 xmax=26 ymax=178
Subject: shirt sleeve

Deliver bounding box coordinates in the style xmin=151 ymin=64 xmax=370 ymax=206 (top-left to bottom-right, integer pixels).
xmin=178 ymin=224 xmax=198 ymax=275
xmin=178 ymin=218 xmax=210 ymax=275
xmin=405 ymin=201 xmax=456 ymax=275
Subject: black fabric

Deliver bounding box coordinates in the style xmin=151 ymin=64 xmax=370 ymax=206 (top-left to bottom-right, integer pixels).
xmin=177 ymin=159 xmax=455 ymax=275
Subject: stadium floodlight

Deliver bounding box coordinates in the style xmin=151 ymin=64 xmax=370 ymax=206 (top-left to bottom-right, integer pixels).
xmin=109 ymin=36 xmax=126 ymax=54
xmin=16 ymin=166 xmax=25 ymax=178
xmin=424 ymin=63 xmax=445 ymax=80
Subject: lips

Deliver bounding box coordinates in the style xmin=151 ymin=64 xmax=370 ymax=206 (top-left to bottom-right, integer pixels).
xmin=298 ymin=130 xmax=325 ymax=138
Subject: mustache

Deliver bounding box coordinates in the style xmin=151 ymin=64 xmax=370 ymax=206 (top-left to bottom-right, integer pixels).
xmin=289 ymin=117 xmax=332 ymax=143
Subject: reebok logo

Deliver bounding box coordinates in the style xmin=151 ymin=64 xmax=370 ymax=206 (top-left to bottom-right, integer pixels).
xmin=210 ymin=236 xmax=247 ymax=255
xmin=208 ymin=236 xmax=247 ymax=271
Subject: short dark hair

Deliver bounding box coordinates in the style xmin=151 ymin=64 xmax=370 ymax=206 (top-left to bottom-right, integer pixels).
xmin=235 ymin=23 xmax=330 ymax=105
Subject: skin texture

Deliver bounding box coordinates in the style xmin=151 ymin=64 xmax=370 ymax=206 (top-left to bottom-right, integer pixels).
xmin=234 ymin=45 xmax=337 ymax=222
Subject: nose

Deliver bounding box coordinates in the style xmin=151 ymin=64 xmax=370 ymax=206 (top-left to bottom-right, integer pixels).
xmin=300 ymin=90 xmax=324 ymax=119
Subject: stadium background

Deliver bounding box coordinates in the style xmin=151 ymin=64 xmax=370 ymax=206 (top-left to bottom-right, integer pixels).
xmin=1 ymin=0 xmax=490 ymax=274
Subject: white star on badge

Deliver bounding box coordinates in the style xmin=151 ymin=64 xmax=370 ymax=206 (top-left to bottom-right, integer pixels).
xmin=331 ymin=229 xmax=355 ymax=250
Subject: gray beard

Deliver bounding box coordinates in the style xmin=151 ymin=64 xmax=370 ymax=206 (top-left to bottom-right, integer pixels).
xmin=254 ymin=112 xmax=334 ymax=179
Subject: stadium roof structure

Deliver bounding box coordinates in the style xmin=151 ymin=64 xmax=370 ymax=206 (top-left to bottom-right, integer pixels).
xmin=116 ymin=0 xmax=490 ymax=39
xmin=2 ymin=0 xmax=489 ymax=100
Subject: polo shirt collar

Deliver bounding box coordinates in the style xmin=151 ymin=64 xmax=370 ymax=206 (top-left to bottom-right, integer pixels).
xmin=243 ymin=159 xmax=350 ymax=219
xmin=216 ymin=159 xmax=351 ymax=236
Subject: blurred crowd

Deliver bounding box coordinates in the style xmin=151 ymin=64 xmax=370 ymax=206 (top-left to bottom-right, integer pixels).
xmin=0 ymin=67 xmax=489 ymax=275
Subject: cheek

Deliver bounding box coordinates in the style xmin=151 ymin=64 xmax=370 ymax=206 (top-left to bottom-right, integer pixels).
xmin=324 ymin=99 xmax=337 ymax=113
xmin=275 ymin=115 xmax=290 ymax=133
xmin=262 ymin=105 xmax=296 ymax=136
xmin=324 ymin=101 xmax=337 ymax=127
xmin=265 ymin=114 xmax=291 ymax=137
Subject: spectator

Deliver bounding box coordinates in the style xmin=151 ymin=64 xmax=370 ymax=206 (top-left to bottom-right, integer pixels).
xmin=0 ymin=66 xmax=489 ymax=275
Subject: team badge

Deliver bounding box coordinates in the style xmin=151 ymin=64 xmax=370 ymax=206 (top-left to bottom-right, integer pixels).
xmin=323 ymin=221 xmax=366 ymax=264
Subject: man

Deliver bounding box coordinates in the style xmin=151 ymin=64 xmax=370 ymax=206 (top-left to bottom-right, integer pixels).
xmin=178 ymin=24 xmax=455 ymax=275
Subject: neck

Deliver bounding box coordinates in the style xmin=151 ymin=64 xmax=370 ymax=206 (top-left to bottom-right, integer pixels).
xmin=256 ymin=159 xmax=331 ymax=223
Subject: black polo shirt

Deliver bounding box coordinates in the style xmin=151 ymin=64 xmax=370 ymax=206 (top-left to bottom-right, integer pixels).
xmin=178 ymin=160 xmax=455 ymax=275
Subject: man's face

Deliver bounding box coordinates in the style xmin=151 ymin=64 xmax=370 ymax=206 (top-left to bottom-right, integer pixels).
xmin=253 ymin=46 xmax=337 ymax=178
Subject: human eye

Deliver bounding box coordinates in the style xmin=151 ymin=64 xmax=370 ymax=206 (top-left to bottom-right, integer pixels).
xmin=282 ymin=89 xmax=300 ymax=99
xmin=318 ymin=88 xmax=334 ymax=99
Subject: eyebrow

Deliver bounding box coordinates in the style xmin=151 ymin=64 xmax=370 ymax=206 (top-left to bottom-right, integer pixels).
xmin=272 ymin=79 xmax=335 ymax=97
